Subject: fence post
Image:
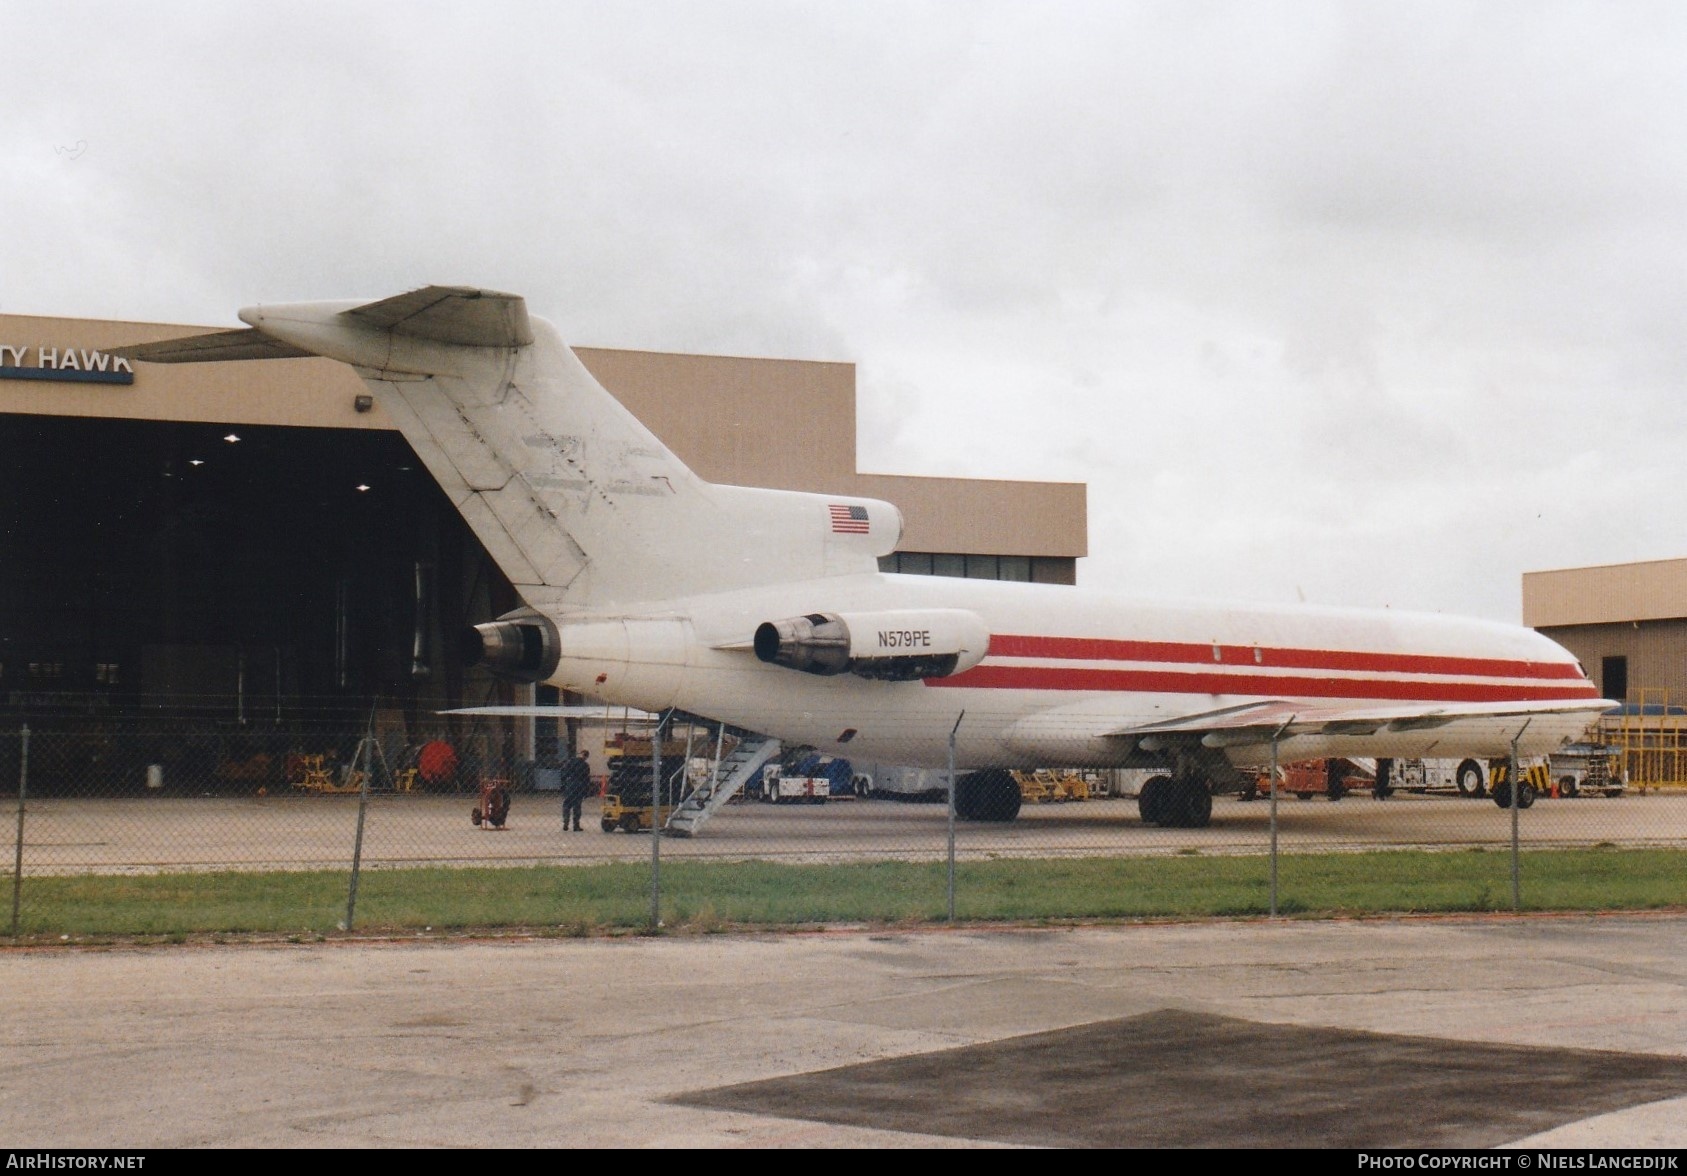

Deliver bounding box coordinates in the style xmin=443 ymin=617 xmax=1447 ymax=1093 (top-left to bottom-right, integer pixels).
xmin=649 ymin=710 xmax=665 ymax=931
xmin=1509 ymin=722 xmax=1530 ymax=914
xmin=1267 ymin=716 xmax=1292 ymax=920
xmin=946 ymin=712 xmax=964 ymax=924
xmin=1269 ymin=734 xmax=1279 ymax=918
xmin=10 ymin=725 xmax=27 ymax=937
xmin=345 ymin=725 xmax=374 ymax=931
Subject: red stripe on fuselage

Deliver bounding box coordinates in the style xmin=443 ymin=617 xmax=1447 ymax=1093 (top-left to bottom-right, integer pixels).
xmin=926 ymin=664 xmax=1601 ymax=702
xmin=984 ymin=634 xmax=1585 ymax=682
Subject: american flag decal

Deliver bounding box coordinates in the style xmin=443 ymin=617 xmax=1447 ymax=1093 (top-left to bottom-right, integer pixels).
xmin=829 ymin=503 xmax=870 ymax=534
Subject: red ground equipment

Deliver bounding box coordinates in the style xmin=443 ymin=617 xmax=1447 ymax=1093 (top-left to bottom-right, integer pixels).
xmin=418 ymin=740 xmax=459 ymax=788
xmin=471 ymin=777 xmax=511 ymax=829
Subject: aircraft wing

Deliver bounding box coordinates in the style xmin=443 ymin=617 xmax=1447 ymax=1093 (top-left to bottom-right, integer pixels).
xmin=1115 ymin=697 xmax=1618 ymax=751
xmin=443 ymin=705 xmax=658 ymax=719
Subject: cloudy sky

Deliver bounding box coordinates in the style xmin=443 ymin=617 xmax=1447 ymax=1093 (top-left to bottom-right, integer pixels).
xmin=5 ymin=1 xmax=1684 ymax=623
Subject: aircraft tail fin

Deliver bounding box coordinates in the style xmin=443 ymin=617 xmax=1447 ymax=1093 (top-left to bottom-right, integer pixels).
xmin=340 ymin=285 xmax=534 ymax=347
xmin=124 ymin=287 xmax=901 ymax=609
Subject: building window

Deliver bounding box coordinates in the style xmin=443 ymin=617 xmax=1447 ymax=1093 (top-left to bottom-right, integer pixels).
xmin=880 ymin=551 xmax=1069 ymax=584
xmin=94 ymin=662 xmax=121 ymax=686
xmin=1602 ymin=656 xmax=1628 ymax=703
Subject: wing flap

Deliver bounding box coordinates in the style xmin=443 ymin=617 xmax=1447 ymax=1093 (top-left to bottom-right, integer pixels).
xmin=1117 ymin=697 xmax=1617 ymax=750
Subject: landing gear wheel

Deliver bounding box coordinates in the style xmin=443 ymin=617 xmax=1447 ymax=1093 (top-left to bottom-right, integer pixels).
xmin=1137 ymin=776 xmax=1173 ymax=825
xmin=960 ymin=769 xmax=1021 ymax=822
xmin=1373 ymin=758 xmax=1394 ymax=801
xmin=1456 ymin=760 xmax=1485 ymax=798
xmin=1165 ymin=778 xmax=1212 ymax=828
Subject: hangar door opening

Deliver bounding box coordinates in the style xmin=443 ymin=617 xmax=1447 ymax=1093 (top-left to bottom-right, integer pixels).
xmin=0 ymin=414 xmax=516 ymax=726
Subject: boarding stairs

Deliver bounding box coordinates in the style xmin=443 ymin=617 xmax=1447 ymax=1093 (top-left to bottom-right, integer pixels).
xmin=664 ymin=732 xmax=781 ymax=838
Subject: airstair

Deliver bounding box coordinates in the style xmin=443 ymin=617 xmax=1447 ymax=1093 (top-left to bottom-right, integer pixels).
xmin=664 ymin=731 xmax=781 ymax=837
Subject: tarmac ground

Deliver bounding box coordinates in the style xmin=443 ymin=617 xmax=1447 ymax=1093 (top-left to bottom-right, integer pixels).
xmin=13 ymin=788 xmax=1687 ymax=873
xmin=4 ymin=914 xmax=1687 ymax=1149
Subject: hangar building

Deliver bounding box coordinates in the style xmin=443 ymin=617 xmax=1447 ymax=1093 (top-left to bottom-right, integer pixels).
xmin=1524 ymin=558 xmax=1687 ymax=708
xmin=0 ymin=310 xmax=1087 ymax=735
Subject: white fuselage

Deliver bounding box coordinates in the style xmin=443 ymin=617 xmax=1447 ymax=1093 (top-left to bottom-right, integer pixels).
xmin=127 ymin=289 xmax=1607 ymax=787
xmin=546 ymin=573 xmax=1600 ymax=770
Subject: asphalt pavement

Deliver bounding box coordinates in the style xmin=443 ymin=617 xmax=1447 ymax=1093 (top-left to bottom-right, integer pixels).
xmin=3 ymin=913 xmax=1686 ymax=1148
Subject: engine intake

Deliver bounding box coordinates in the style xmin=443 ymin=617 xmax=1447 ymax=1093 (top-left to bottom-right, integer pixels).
xmin=465 ymin=612 xmax=561 ymax=683
xmin=753 ymin=609 xmax=988 ymax=681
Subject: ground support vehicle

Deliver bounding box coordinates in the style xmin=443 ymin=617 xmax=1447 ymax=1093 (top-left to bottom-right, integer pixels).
xmin=291 ymin=754 xmax=363 ymax=794
xmin=599 ymin=794 xmax=676 ymax=833
xmin=471 ymin=777 xmax=511 ymax=828
xmin=1547 ymin=743 xmax=1626 ymax=798
xmin=1388 ymin=757 xmax=1494 ymax=798
xmin=787 ymin=752 xmax=868 ymax=798
xmin=1486 ymin=760 xmax=1552 ymax=809
xmin=760 ymin=764 xmax=829 ymax=804
xmin=1243 ymin=759 xmax=1370 ymax=802
xmin=1012 ymin=769 xmax=1094 ymax=803
xmin=599 ymin=736 xmax=689 ymax=832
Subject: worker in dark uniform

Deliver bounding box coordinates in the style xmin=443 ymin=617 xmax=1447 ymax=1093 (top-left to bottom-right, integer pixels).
xmin=560 ymin=749 xmax=591 ymax=832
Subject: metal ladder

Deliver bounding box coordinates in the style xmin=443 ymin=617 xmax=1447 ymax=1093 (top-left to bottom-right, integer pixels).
xmin=664 ymin=732 xmax=781 ymax=837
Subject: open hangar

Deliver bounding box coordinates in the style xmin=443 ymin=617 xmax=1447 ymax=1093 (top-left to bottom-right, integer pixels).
xmin=0 ymin=309 xmax=1084 ymax=786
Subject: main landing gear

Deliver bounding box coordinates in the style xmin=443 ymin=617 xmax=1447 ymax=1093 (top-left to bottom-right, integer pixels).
xmin=1136 ymin=774 xmax=1213 ymax=829
xmin=954 ymin=769 xmax=1023 ymax=822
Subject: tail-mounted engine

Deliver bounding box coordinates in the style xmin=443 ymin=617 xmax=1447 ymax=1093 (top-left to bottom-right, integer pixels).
xmin=753 ymin=609 xmax=989 ymax=681
xmin=465 ymin=611 xmax=561 ymax=683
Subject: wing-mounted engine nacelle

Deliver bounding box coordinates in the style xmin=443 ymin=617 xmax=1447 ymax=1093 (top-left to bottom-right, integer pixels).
xmin=753 ymin=609 xmax=989 ymax=681
xmin=465 ymin=610 xmax=561 ymax=683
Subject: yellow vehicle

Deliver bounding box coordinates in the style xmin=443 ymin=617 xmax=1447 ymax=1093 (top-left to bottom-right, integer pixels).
xmin=1486 ymin=759 xmax=1553 ymax=809
xmin=1011 ymin=769 xmax=1094 ymax=803
xmin=599 ymin=794 xmax=677 ymax=834
xmin=291 ymin=754 xmax=363 ymax=794
xmin=599 ymin=734 xmax=689 ymax=833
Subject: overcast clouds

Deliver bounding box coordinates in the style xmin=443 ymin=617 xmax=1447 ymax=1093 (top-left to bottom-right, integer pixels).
xmin=4 ymin=1 xmax=1684 ymax=622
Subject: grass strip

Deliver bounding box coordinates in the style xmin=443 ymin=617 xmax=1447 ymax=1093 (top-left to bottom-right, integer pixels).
xmin=6 ymin=847 xmax=1685 ymax=939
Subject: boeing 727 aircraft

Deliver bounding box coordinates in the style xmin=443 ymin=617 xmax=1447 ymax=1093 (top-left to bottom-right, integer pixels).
xmin=124 ymin=286 xmax=1612 ymax=827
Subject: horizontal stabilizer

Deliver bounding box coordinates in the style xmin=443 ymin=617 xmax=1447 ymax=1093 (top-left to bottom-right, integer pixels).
xmin=112 ymin=328 xmax=314 ymax=364
xmin=344 ymin=285 xmax=533 ymax=347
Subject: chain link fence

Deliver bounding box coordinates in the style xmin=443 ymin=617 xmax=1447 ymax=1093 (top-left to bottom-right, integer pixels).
xmin=6 ymin=716 xmax=1685 ymax=937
